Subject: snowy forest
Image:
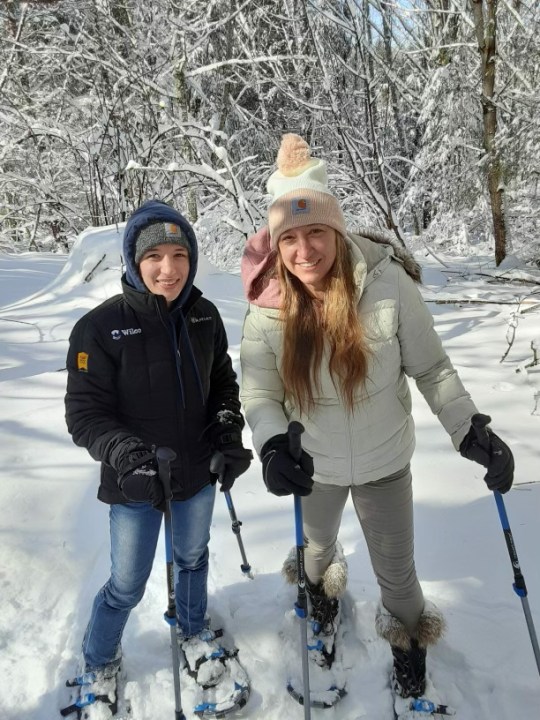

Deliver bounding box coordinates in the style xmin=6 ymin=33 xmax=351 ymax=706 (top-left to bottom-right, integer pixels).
xmin=2 ymin=3 xmax=540 ymax=719
xmin=1 ymin=0 xmax=540 ymax=270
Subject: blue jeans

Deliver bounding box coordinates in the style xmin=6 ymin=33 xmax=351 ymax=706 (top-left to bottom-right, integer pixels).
xmin=83 ymin=483 xmax=216 ymax=670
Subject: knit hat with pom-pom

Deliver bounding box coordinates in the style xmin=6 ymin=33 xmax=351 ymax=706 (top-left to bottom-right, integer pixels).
xmin=267 ymin=134 xmax=346 ymax=246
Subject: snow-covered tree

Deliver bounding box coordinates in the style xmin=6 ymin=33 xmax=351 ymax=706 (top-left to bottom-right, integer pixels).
xmin=0 ymin=0 xmax=538 ymax=267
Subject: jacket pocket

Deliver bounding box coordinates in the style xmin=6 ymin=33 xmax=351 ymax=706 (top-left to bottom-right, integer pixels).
xmin=361 ymin=301 xmax=397 ymax=343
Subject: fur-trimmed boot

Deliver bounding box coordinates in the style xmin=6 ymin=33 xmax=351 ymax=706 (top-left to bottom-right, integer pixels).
xmin=375 ymin=600 xmax=446 ymax=699
xmin=282 ymin=542 xmax=348 ymax=668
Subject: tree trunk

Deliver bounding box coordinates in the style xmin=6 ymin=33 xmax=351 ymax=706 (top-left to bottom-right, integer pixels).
xmin=471 ymin=0 xmax=507 ymax=266
xmin=217 ymin=0 xmax=234 ymax=135
xmin=380 ymin=1 xmax=407 ymax=156
xmin=110 ymin=0 xmax=131 ymax=28
xmin=174 ymin=57 xmax=198 ymax=223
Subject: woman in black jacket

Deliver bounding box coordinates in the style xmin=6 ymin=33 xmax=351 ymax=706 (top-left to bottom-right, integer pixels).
xmin=65 ymin=200 xmax=252 ymax=713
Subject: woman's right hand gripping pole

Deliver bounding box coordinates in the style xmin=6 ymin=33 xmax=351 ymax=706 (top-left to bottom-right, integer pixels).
xmin=260 ymin=426 xmax=315 ymax=497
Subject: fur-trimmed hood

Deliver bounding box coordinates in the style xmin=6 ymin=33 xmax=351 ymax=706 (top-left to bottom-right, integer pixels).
xmin=240 ymin=226 xmax=421 ymax=308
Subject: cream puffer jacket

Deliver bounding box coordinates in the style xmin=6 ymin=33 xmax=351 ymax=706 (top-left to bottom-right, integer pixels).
xmin=240 ymin=228 xmax=477 ymax=485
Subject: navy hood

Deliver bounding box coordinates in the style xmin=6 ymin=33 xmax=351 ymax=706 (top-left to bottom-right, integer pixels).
xmin=123 ymin=200 xmax=199 ymax=307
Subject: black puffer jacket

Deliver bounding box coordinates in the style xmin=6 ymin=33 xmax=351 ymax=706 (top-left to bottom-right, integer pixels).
xmin=65 ymin=201 xmax=242 ymax=502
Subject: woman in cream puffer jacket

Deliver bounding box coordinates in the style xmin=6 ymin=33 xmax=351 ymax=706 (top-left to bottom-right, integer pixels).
xmin=241 ymin=228 xmax=477 ymax=483
xmin=239 ymin=134 xmax=514 ymax=705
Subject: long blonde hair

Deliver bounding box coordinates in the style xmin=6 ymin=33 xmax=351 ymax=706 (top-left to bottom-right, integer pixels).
xmin=276 ymin=234 xmax=371 ymax=414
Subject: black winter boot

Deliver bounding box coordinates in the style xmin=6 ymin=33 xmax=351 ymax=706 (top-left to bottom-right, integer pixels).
xmin=308 ymin=579 xmax=340 ymax=635
xmin=391 ymin=638 xmax=426 ymax=698
xmin=282 ymin=541 xmax=348 ymax=669
xmin=375 ymin=600 xmax=445 ymax=698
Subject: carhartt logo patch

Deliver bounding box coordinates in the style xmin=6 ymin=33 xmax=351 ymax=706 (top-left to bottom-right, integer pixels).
xmin=77 ymin=352 xmax=89 ymax=372
xmin=291 ymin=198 xmax=309 ymax=215
xmin=165 ymin=223 xmax=183 ymax=240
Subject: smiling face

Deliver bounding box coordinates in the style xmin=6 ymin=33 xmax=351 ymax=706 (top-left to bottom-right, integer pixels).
xmin=138 ymin=243 xmax=190 ymax=305
xmin=277 ymin=224 xmax=337 ymax=295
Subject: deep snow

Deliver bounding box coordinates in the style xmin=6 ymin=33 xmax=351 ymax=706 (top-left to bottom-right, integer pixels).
xmin=0 ymin=226 xmax=539 ymax=720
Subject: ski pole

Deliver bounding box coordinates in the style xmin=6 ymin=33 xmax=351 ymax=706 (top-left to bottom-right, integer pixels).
xmin=156 ymin=446 xmax=187 ymax=720
xmin=210 ymin=451 xmax=253 ymax=578
xmin=471 ymin=416 xmax=540 ymax=676
xmin=287 ymin=421 xmax=312 ymax=719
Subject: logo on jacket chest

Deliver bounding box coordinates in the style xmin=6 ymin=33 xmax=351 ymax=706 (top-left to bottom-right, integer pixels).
xmin=111 ymin=328 xmax=142 ymax=340
xmin=190 ymin=316 xmax=212 ymax=324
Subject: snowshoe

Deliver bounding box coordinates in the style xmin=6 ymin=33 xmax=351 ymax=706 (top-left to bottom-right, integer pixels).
xmin=281 ymin=605 xmax=347 ymax=709
xmin=180 ymin=628 xmax=250 ymax=718
xmin=61 ymin=664 xmax=130 ymax=719
xmin=181 ymin=628 xmax=236 ymax=689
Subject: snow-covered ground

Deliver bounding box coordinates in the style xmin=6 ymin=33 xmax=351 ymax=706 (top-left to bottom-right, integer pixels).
xmin=0 ymin=227 xmax=539 ymax=720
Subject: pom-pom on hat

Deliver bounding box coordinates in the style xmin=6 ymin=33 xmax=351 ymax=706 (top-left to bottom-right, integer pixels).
xmin=267 ymin=134 xmax=346 ymax=246
xmin=134 ymin=221 xmax=190 ymax=265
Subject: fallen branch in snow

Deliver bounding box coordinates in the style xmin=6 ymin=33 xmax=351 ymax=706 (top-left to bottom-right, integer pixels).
xmin=84 ymin=254 xmax=106 ymax=283
xmin=0 ymin=316 xmax=44 ymax=341
xmin=501 ymin=304 xmax=522 ymax=363
xmin=515 ymin=341 xmax=540 ymax=373
xmin=520 ymin=303 xmax=540 ymax=315
xmin=0 ymin=316 xmax=37 ymax=326
xmin=440 ymin=269 xmax=540 ymax=286
xmin=425 ymin=298 xmax=537 ymax=306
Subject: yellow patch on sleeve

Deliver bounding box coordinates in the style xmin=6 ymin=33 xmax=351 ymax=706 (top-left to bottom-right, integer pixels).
xmin=77 ymin=352 xmax=89 ymax=372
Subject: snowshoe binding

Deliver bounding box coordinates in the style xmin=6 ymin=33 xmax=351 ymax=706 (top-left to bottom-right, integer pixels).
xmin=306 ymin=578 xmax=340 ymax=668
xmin=61 ymin=664 xmax=130 ymax=719
xmin=281 ymin=543 xmax=348 ymax=709
xmin=180 ymin=628 xmax=250 ymax=718
xmin=394 ymin=697 xmax=456 ymax=719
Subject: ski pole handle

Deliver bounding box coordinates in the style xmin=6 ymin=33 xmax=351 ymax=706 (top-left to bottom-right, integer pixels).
xmin=471 ymin=413 xmax=491 ymax=452
xmin=156 ymin=446 xmax=176 ymax=501
xmin=288 ymin=421 xmax=305 ymax=463
xmin=210 ymin=450 xmax=225 ymax=482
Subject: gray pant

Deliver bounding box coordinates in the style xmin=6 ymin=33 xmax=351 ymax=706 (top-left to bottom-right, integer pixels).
xmin=302 ymin=464 xmax=424 ymax=635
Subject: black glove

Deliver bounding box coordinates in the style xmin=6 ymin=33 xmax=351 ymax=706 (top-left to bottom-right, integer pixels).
xmin=118 ymin=448 xmax=164 ymax=507
xmin=261 ymin=433 xmax=314 ymax=497
xmin=212 ymin=424 xmax=253 ymax=492
xmin=459 ymin=413 xmax=514 ymax=494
